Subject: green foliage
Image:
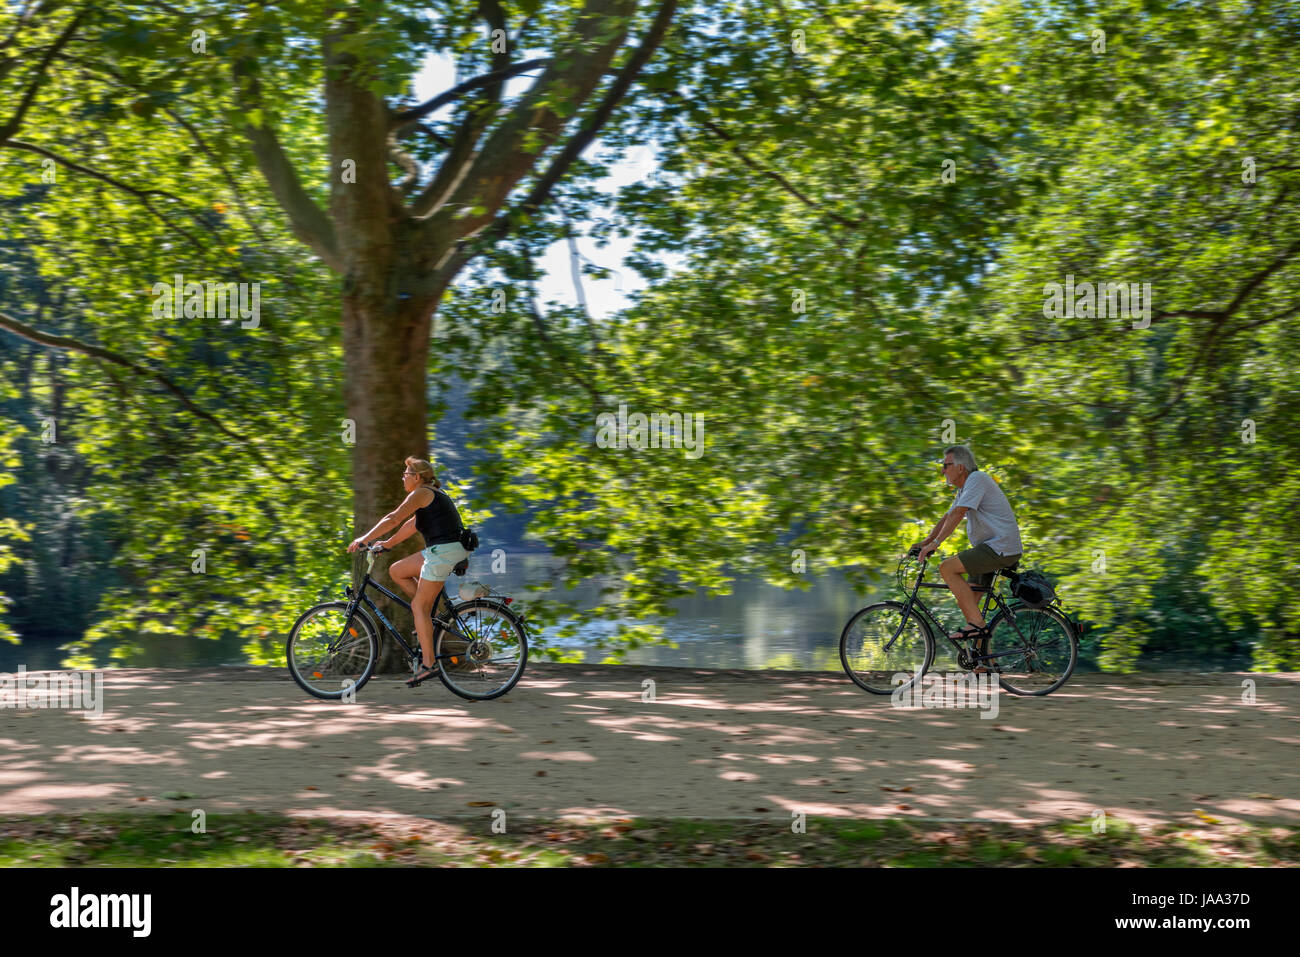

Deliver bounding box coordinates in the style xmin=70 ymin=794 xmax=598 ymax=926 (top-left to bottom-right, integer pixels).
xmin=2 ymin=0 xmax=1297 ymax=670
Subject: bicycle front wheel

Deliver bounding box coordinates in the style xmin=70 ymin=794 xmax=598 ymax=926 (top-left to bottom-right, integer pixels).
xmin=840 ymin=600 xmax=934 ymax=695
xmin=286 ymin=601 xmax=380 ymax=700
xmin=436 ymin=598 xmax=528 ymax=701
xmin=979 ymin=604 xmax=1077 ymax=696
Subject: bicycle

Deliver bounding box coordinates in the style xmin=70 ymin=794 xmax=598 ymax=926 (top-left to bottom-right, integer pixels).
xmin=839 ymin=549 xmax=1078 ymax=697
xmin=286 ymin=543 xmax=528 ymax=701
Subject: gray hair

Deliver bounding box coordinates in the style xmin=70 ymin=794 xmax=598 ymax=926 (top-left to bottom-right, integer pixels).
xmin=944 ymin=445 xmax=978 ymax=472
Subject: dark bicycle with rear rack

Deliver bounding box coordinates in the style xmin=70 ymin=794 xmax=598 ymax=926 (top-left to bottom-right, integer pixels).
xmin=286 ymin=543 xmax=528 ymax=701
xmin=839 ymin=548 xmax=1078 ymax=697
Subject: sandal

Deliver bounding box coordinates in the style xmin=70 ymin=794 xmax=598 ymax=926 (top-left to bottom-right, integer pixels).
xmin=953 ymin=623 xmax=991 ymax=642
xmin=405 ymin=664 xmax=438 ymax=688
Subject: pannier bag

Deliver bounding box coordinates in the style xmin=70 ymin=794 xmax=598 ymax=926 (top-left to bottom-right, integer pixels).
xmin=1010 ymin=569 xmax=1056 ymax=608
xmin=458 ymin=581 xmax=491 ymax=601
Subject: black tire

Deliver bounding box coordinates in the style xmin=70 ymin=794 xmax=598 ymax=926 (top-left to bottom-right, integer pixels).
xmin=286 ymin=601 xmax=380 ymax=700
xmin=840 ymin=600 xmax=935 ymax=695
xmin=978 ymin=603 xmax=1078 ymax=696
xmin=435 ymin=598 xmax=528 ymax=701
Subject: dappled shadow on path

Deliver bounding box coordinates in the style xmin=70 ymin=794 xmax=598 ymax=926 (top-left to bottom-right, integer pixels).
xmin=1 ymin=666 xmax=1296 ymax=827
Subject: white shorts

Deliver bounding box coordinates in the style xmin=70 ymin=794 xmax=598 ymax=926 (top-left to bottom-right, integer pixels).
xmin=420 ymin=541 xmax=470 ymax=582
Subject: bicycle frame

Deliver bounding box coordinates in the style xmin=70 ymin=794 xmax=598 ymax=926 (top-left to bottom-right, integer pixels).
xmin=338 ymin=567 xmax=474 ymax=667
xmin=893 ymin=562 xmax=1044 ymax=665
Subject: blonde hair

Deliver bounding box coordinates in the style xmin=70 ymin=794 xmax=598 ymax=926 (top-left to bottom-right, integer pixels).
xmin=405 ymin=456 xmax=441 ymax=489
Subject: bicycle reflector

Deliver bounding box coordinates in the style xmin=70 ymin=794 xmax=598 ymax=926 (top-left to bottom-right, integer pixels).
xmin=504 ymin=597 xmax=513 ymax=604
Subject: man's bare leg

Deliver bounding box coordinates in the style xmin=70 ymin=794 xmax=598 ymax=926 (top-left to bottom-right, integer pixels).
xmin=939 ymin=556 xmax=984 ymax=628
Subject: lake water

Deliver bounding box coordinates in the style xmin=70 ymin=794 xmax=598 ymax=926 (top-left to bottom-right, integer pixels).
xmin=2 ymin=554 xmax=912 ymax=673
xmin=0 ymin=553 xmax=1247 ymax=673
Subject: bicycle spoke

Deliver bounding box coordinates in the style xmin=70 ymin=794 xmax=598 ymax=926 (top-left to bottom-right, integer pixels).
xmin=436 ymin=600 xmax=527 ymax=700
xmin=288 ymin=604 xmax=378 ymax=699
xmin=984 ymin=606 xmax=1076 ymax=695
xmin=840 ymin=602 xmax=932 ymax=694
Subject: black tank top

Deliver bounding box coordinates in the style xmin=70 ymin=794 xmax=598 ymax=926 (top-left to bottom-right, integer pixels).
xmin=414 ymin=486 xmax=463 ymax=546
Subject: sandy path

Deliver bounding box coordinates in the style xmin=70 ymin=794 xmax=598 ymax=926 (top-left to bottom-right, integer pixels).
xmin=2 ymin=665 xmax=1296 ymax=827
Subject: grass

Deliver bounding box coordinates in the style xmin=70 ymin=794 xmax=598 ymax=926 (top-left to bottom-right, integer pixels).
xmin=1 ymin=812 xmax=1296 ymax=867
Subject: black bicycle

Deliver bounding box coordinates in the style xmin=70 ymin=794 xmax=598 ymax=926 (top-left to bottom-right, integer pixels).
xmin=286 ymin=543 xmax=528 ymax=701
xmin=839 ymin=550 xmax=1078 ymax=696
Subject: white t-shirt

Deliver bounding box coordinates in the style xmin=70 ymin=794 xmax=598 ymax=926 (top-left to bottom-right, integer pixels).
xmin=953 ymin=470 xmax=1022 ymax=556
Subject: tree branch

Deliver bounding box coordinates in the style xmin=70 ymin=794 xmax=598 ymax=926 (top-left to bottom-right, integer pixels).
xmin=4 ymin=138 xmax=211 ymax=249
xmin=233 ymin=58 xmax=343 ymax=272
xmin=414 ymin=0 xmax=678 ymax=299
xmin=414 ymin=0 xmax=642 ymax=255
xmin=663 ymin=88 xmax=863 ymax=229
xmin=391 ymin=58 xmax=551 ymax=133
xmin=519 ymin=252 xmax=604 ymax=408
xmin=0 ymin=310 xmax=294 ymax=484
xmin=0 ymin=6 xmax=87 ymax=147
xmin=59 ymin=55 xmax=272 ymax=246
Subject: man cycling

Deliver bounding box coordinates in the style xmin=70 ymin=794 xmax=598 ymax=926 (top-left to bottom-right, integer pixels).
xmin=913 ymin=445 xmax=1022 ymax=647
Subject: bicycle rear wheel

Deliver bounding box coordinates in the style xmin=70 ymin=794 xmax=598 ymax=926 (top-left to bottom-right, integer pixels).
xmin=979 ymin=604 xmax=1077 ymax=696
xmin=436 ymin=598 xmax=528 ymax=701
xmin=286 ymin=601 xmax=380 ymax=700
xmin=840 ymin=600 xmax=934 ymax=695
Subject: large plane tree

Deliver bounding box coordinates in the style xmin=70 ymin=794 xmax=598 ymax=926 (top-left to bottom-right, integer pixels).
xmin=0 ymin=0 xmax=677 ymax=662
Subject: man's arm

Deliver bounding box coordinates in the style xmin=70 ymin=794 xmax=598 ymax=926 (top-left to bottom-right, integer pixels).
xmin=917 ymin=514 xmax=947 ymax=546
xmin=918 ymin=506 xmax=969 ymax=557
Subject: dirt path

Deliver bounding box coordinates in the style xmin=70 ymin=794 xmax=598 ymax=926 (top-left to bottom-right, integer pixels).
xmin=2 ymin=665 xmax=1296 ymax=827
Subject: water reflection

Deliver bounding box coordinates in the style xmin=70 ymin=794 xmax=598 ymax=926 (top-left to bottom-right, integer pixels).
xmin=2 ymin=553 xmax=895 ymax=672
xmin=0 ymin=552 xmax=1248 ymax=673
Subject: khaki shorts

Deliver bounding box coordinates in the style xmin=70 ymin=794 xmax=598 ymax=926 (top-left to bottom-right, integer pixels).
xmin=957 ymin=542 xmax=1021 ymax=587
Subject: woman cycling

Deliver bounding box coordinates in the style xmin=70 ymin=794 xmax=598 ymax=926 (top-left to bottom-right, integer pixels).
xmin=347 ymin=456 xmax=469 ymax=687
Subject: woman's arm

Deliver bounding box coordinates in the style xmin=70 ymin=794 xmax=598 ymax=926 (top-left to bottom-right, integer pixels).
xmin=348 ymin=488 xmax=432 ymax=551
xmin=383 ymin=516 xmax=418 ymax=547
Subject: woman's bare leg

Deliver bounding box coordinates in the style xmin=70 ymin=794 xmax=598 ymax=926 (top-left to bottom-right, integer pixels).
xmin=411 ymin=577 xmax=446 ymax=668
xmin=389 ymin=553 xmax=422 ymax=600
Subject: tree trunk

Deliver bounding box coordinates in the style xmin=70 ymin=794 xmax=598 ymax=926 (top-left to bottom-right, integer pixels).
xmin=341 ymin=277 xmax=437 ymax=672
